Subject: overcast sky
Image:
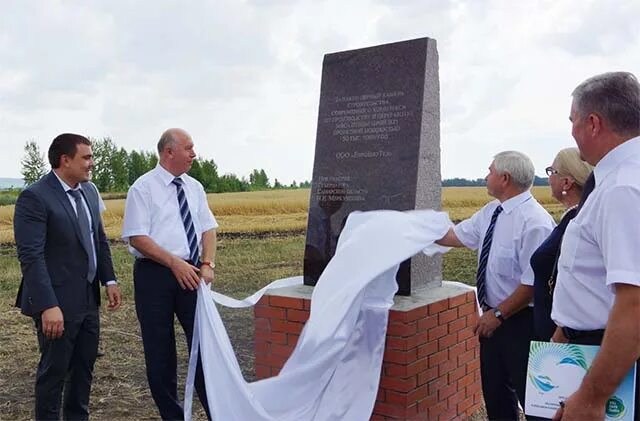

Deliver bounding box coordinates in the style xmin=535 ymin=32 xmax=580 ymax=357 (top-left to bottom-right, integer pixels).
xmin=2 ymin=0 xmax=639 ymax=184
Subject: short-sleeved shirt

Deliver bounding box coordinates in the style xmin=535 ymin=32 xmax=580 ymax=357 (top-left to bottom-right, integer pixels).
xmin=454 ymin=190 xmax=555 ymax=308
xmin=552 ymin=136 xmax=640 ymax=330
xmin=122 ymin=164 xmax=218 ymax=260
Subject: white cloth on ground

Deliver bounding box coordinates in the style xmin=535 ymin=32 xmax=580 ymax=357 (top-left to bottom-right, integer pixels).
xmin=185 ymin=209 xmax=454 ymax=421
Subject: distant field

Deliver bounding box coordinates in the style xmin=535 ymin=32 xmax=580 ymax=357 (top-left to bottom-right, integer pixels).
xmin=0 ymin=186 xmax=562 ymax=244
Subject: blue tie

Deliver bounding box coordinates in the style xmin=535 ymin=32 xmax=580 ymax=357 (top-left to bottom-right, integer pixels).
xmin=476 ymin=205 xmax=503 ymax=308
xmin=67 ymin=189 xmax=97 ymax=283
xmin=172 ymin=178 xmax=200 ymax=264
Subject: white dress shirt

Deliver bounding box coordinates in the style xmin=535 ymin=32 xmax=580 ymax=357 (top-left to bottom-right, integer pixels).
xmin=454 ymin=190 xmax=555 ymax=308
xmin=552 ymin=136 xmax=640 ymax=330
xmin=52 ymin=171 xmax=115 ymax=285
xmin=122 ymin=164 xmax=218 ymax=259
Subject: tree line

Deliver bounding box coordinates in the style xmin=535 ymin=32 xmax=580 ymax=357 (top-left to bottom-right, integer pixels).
xmin=20 ymin=139 xmax=311 ymax=193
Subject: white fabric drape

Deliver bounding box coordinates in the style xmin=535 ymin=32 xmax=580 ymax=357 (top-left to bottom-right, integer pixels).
xmin=185 ymin=209 xmax=454 ymax=420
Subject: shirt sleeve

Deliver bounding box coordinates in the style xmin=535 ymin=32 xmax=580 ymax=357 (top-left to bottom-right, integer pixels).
xmin=598 ymin=185 xmax=640 ymax=289
xmin=121 ymin=184 xmax=151 ymax=239
xmin=519 ymin=221 xmax=554 ymax=286
xmin=453 ymin=207 xmax=486 ymax=250
xmin=197 ymin=183 xmax=218 ymax=232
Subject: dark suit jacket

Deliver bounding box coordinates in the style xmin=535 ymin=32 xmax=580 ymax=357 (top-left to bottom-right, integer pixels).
xmin=14 ymin=171 xmax=116 ymax=319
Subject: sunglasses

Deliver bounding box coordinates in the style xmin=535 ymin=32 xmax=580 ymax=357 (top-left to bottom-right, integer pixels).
xmin=545 ymin=166 xmax=559 ymax=176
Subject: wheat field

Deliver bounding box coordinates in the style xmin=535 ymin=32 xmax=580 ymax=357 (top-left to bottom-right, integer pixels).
xmin=0 ymin=186 xmax=563 ymax=244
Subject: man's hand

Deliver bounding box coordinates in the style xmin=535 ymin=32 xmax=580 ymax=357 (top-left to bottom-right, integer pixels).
xmin=170 ymin=257 xmax=201 ymax=290
xmin=552 ymin=389 xmax=606 ymax=420
xmin=551 ymin=326 xmax=569 ymax=343
xmin=106 ymin=284 xmax=122 ymax=310
xmin=474 ymin=310 xmax=502 ymax=338
xmin=41 ymin=306 xmax=64 ymax=339
xmin=199 ymin=264 xmax=215 ymax=285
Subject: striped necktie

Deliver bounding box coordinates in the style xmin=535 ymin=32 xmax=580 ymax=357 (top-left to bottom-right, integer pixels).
xmin=476 ymin=205 xmax=503 ymax=308
xmin=67 ymin=189 xmax=97 ymax=283
xmin=172 ymin=177 xmax=200 ymax=264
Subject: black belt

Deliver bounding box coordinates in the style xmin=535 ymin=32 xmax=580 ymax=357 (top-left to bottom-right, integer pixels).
xmin=562 ymin=327 xmax=605 ymax=344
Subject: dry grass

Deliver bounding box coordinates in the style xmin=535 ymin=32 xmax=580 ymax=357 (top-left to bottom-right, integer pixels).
xmin=0 ymin=186 xmax=563 ymax=244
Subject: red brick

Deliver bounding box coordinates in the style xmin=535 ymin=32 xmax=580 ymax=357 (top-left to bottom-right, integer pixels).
xmin=438 ymin=383 xmax=456 ymax=401
xmin=417 ymin=340 xmax=438 ymax=359
xmin=405 ymin=306 xmax=429 ymax=322
xmin=449 ymin=365 xmax=466 ymax=383
xmin=465 ymin=336 xmax=479 ymax=351
xmin=255 ymin=364 xmax=271 ymax=379
xmin=438 ymin=360 xmax=456 ymax=377
xmin=287 ymin=334 xmax=299 ymax=347
xmin=427 ymin=299 xmax=449 ymax=315
xmin=384 ymin=348 xmax=418 ymax=365
xmin=385 ymin=390 xmax=410 ymax=406
xmin=385 ymin=336 xmax=410 ymax=351
xmin=269 ymin=295 xmax=304 ymax=309
xmin=457 ymin=327 xmax=474 ymax=342
xmin=269 ymin=331 xmax=288 ymax=345
xmin=385 ymin=358 xmax=427 ymax=378
xmin=272 ymin=366 xmax=281 ymax=376
xmin=448 ymin=292 xmax=467 ymax=309
xmin=458 ymin=395 xmax=474 ymax=414
xmin=473 ymin=390 xmax=483 ymax=405
xmin=377 ymin=388 xmax=386 ymax=402
xmin=255 ymin=341 xmax=269 ymax=355
xmin=466 ymin=358 xmax=480 ymax=375
xmin=438 ymin=309 xmax=458 ymax=325
xmin=428 ymin=401 xmax=447 ymax=420
xmin=271 ymin=320 xmax=303 ymax=334
xmin=387 ymin=321 xmax=417 ymax=337
xmin=457 ymin=302 xmax=476 ymax=317
xmin=303 ymin=299 xmax=311 ymax=310
xmin=373 ymin=402 xmax=418 ymax=418
xmin=448 ymin=317 xmax=466 ymax=334
xmin=438 ymin=333 xmax=457 ymax=351
xmin=408 ymin=384 xmax=428 ymax=403
xmin=439 ymin=405 xmax=457 ymax=421
xmin=428 ymin=324 xmax=448 ymax=342
xmin=466 ymin=381 xmax=481 ymax=398
xmin=271 ymin=343 xmax=293 ymax=357
xmin=427 ymin=349 xmax=447 ymax=367
xmin=254 ymin=317 xmax=270 ymax=333
xmin=287 ymin=308 xmax=309 ymax=323
xmin=417 ymin=392 xmax=438 ymax=412
xmin=448 ymin=342 xmax=466 ymax=361
xmin=255 ymin=306 xmax=286 ymax=319
xmin=255 ymin=329 xmax=271 ymax=342
xmin=466 ymin=312 xmax=480 ymax=327
xmin=465 ymin=290 xmax=476 ymax=303
xmin=380 ymin=376 xmax=417 ymax=393
xmin=370 ymin=415 xmax=385 ymax=421
xmin=458 ymin=349 xmax=475 ymax=366
xmin=417 ymin=315 xmax=438 ymax=332
xmin=427 ymin=374 xmax=448 ymax=396
xmin=267 ymin=353 xmax=287 ymax=367
xmin=457 ymin=372 xmax=475 ymax=390
xmin=417 ymin=366 xmax=438 ymax=386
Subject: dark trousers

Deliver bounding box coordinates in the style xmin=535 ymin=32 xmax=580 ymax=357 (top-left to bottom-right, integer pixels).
xmin=564 ymin=328 xmax=640 ymax=421
xmin=34 ymin=288 xmax=99 ymax=421
xmin=134 ymin=259 xmax=210 ymax=421
xmin=480 ymin=307 xmax=534 ymax=421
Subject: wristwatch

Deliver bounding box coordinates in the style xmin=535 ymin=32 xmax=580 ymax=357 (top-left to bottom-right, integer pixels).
xmin=493 ymin=309 xmax=505 ymax=322
xmin=201 ymin=261 xmax=216 ymax=269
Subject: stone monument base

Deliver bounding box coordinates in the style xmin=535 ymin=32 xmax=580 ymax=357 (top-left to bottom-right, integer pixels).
xmin=254 ymin=283 xmax=482 ymax=420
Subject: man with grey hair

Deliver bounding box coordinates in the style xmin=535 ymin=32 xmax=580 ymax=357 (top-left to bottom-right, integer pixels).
xmin=551 ymin=72 xmax=640 ymax=421
xmin=122 ymin=128 xmax=217 ymax=420
xmin=438 ymin=151 xmax=555 ymax=420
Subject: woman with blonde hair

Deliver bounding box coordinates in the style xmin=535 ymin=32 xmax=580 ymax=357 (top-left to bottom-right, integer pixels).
xmin=530 ymin=147 xmax=593 ymax=340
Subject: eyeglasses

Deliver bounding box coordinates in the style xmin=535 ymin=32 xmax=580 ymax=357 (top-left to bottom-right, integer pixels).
xmin=545 ymin=166 xmax=559 ymax=176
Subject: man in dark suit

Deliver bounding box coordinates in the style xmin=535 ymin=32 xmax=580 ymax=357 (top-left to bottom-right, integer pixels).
xmin=14 ymin=133 xmax=122 ymax=420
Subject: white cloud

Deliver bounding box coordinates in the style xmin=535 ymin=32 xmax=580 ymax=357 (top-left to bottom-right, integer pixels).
xmin=1 ymin=0 xmax=639 ymax=183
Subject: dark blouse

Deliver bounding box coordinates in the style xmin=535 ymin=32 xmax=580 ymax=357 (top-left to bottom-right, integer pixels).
xmin=530 ymin=208 xmax=578 ymax=341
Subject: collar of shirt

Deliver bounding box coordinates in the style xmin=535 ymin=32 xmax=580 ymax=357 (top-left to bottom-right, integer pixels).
xmin=52 ymin=170 xmax=82 ymax=194
xmin=499 ymin=190 xmax=532 ymax=215
xmin=593 ymin=135 xmax=640 ymax=186
xmin=154 ymin=164 xmax=186 ymax=187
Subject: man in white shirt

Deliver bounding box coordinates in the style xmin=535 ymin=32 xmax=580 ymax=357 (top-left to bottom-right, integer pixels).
xmin=122 ymin=128 xmax=218 ymax=420
xmin=551 ymin=72 xmax=640 ymax=421
xmin=438 ymin=151 xmax=555 ymax=420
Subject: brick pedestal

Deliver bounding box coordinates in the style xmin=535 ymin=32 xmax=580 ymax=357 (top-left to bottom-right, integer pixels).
xmin=254 ymin=284 xmax=482 ymax=420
